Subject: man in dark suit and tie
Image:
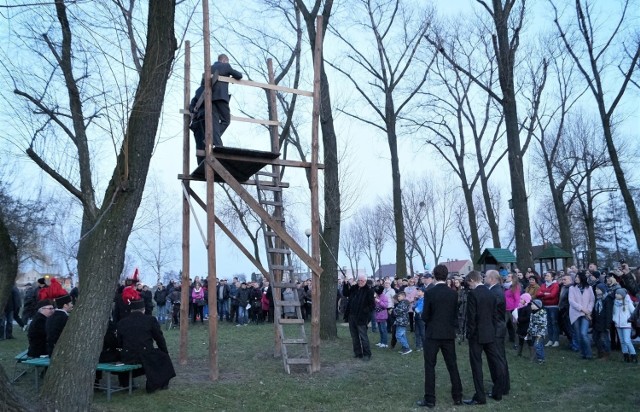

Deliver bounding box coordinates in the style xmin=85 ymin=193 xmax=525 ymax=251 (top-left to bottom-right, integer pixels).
xmin=485 ymin=270 xmax=511 ymax=396
xmin=417 ymin=265 xmax=463 ymax=408
xmin=463 ymin=271 xmax=506 ymax=405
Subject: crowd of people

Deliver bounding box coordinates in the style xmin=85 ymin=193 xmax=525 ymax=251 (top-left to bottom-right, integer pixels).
xmin=341 ymin=263 xmax=640 ymax=408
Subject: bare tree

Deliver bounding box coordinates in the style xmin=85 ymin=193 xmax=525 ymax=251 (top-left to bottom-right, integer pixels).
xmin=417 ymin=19 xmax=507 ymax=264
xmin=2 ymin=1 xmax=176 ymax=409
xmin=356 ymin=205 xmax=387 ymax=278
xmin=551 ymin=0 xmax=640 ymax=254
xmin=341 ymin=223 xmax=364 ymax=277
xmin=329 ymin=0 xmax=434 ymax=278
xmin=130 ymin=175 xmax=180 ymax=285
xmin=417 ymin=177 xmax=456 ymax=265
xmin=427 ymin=0 xmax=536 ymax=269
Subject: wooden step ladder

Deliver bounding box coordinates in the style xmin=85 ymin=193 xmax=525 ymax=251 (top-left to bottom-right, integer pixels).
xmin=254 ymin=170 xmax=311 ymax=374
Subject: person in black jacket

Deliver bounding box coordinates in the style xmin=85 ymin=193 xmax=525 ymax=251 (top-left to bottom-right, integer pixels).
xmin=46 ymin=294 xmax=73 ymax=356
xmin=154 ymin=283 xmax=168 ymax=324
xmin=417 ymin=265 xmax=463 ymax=408
xmin=342 ymin=275 xmax=375 ymax=361
xmin=484 ymin=270 xmax=511 ymax=396
xmin=28 ymin=300 xmax=55 ymax=357
xmin=117 ymin=300 xmax=175 ymax=393
xmin=592 ymin=283 xmax=613 ymax=360
xmin=1 ymin=285 xmax=25 ymax=339
xmin=463 ymin=271 xmax=506 ymax=405
xmin=189 ymin=53 xmax=243 ymax=161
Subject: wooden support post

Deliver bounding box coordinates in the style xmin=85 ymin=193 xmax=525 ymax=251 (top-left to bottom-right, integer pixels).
xmin=310 ymin=16 xmax=323 ymax=373
xmin=180 ymin=41 xmax=191 ymax=366
xmin=201 ymin=0 xmax=218 ymax=382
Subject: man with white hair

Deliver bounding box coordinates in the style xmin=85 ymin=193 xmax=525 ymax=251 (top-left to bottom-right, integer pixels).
xmin=342 ymin=274 xmax=375 ymax=361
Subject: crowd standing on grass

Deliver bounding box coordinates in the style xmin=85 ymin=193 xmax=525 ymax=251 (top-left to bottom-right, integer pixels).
xmin=335 ymin=262 xmax=640 ymax=409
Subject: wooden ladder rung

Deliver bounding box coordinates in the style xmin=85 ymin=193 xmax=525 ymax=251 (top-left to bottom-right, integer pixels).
xmin=275 ymin=300 xmax=301 ymax=307
xmin=271 ymin=264 xmax=295 ymax=271
xmin=267 ymin=248 xmax=291 ymax=254
xmin=264 ymin=231 xmax=278 ymax=237
xmin=255 ymin=170 xmax=279 ymax=177
xmin=282 ymin=338 xmax=307 ymax=344
xmin=257 ymin=186 xmax=283 ymax=192
xmin=278 ymin=318 xmax=305 ymax=324
xmin=272 ymin=216 xmax=286 ymax=222
xmin=286 ymin=358 xmax=311 ymax=365
xmin=260 ymin=200 xmax=283 ymax=207
xmin=273 ymin=282 xmax=298 ymax=288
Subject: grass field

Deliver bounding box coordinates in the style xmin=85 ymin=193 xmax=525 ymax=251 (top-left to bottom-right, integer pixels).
xmin=2 ymin=320 xmax=639 ymax=411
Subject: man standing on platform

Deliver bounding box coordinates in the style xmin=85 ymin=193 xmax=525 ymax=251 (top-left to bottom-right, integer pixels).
xmin=189 ymin=53 xmax=243 ymax=164
xmin=417 ymin=264 xmax=463 ymax=408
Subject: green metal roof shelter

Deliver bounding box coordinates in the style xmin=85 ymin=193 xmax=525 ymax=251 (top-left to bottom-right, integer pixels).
xmin=533 ymin=244 xmax=573 ymax=272
xmin=476 ymin=248 xmax=517 ymax=272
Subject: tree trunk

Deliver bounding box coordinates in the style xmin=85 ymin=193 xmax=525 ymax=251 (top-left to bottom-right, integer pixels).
xmin=492 ymin=2 xmax=533 ymax=270
xmin=387 ymin=126 xmax=407 ymax=278
xmin=476 ymin=151 xmax=501 ymax=248
xmin=545 ymin=163 xmax=574 ymax=264
xmin=39 ymin=3 xmax=176 ymax=411
xmin=461 ymin=177 xmax=482 ymax=267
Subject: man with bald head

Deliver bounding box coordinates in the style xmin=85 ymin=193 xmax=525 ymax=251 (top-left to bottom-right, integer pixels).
xmin=484 ymin=270 xmax=511 ymax=396
xmin=343 ymin=275 xmax=375 ymax=361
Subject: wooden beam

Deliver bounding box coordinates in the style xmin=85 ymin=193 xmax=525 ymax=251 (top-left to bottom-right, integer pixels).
xmin=180 ymin=41 xmax=191 ymax=367
xmin=217 ymin=76 xmax=313 ymax=97
xmin=195 ymin=151 xmax=325 ymax=169
xmin=187 ymin=187 xmax=270 ymax=279
xmin=179 ymin=109 xmax=278 ymax=126
xmin=206 ymin=156 xmax=323 ymax=275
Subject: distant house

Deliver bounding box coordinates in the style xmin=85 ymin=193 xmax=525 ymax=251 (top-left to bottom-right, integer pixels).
xmin=338 ymin=267 xmax=367 ymax=280
xmin=16 ymin=269 xmax=41 ymax=287
xmin=374 ymin=263 xmax=410 ymax=279
xmin=441 ymin=259 xmax=473 ymax=277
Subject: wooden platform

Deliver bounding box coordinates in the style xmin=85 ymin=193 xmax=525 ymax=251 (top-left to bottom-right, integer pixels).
xmin=180 ymin=146 xmax=280 ymax=183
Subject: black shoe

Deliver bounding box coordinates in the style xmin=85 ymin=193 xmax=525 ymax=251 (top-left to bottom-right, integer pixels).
xmin=362 ymin=355 xmax=371 ymax=362
xmin=454 ymin=400 xmax=463 ymax=406
xmin=463 ymin=399 xmax=486 ymax=405
xmin=416 ymin=400 xmax=435 ymax=408
xmin=354 ymin=354 xmax=363 ymax=359
xmin=488 ymin=394 xmax=502 ymax=401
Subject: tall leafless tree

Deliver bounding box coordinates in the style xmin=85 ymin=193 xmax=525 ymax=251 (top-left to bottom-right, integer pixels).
xmin=427 ymin=0 xmax=536 ymax=269
xmin=551 ymin=0 xmax=640 ymax=254
xmin=2 ymin=1 xmax=176 ymax=409
xmin=329 ymin=0 xmax=434 ymax=278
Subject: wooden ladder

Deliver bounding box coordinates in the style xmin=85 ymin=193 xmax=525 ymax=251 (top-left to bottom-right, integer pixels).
xmin=254 ymin=170 xmax=311 ymax=374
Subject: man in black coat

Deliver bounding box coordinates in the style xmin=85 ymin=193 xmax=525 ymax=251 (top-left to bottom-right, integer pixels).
xmin=46 ymin=294 xmax=73 ymax=356
xmin=117 ymin=300 xmax=175 ymax=393
xmin=484 ymin=270 xmax=511 ymax=395
xmin=342 ymin=275 xmax=375 ymax=361
xmin=463 ymin=271 xmax=506 ymax=405
xmin=1 ymin=285 xmax=25 ymax=339
xmin=417 ymin=265 xmax=463 ymax=408
xmin=189 ymin=53 xmax=243 ymax=160
xmin=28 ymin=299 xmax=55 ymax=358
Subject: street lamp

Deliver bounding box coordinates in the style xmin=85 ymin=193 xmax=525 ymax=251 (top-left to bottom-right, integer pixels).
xmin=305 ymin=228 xmax=311 ymax=280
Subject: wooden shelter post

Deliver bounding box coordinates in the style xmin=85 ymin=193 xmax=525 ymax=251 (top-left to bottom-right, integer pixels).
xmin=309 ymin=15 xmax=323 ymax=372
xmin=180 ymin=41 xmax=191 ymax=366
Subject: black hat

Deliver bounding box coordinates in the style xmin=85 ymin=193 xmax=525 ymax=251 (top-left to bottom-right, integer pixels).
xmin=36 ymin=299 xmax=53 ymax=310
xmin=55 ymin=294 xmax=72 ymax=308
xmin=129 ymin=299 xmax=145 ymax=311
xmin=37 ymin=277 xmax=46 ymax=285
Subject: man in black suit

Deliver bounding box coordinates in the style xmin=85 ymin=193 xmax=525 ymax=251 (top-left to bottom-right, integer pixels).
xmin=463 ymin=271 xmax=506 ymax=405
xmin=117 ymin=300 xmax=176 ymax=393
xmin=485 ymin=270 xmax=511 ymax=396
xmin=190 ymin=53 xmax=243 ymax=161
xmin=417 ymin=265 xmax=463 ymax=408
xmin=342 ymin=275 xmax=375 ymax=361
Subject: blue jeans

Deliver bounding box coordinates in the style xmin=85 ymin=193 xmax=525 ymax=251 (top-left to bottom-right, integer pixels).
xmin=414 ymin=317 xmax=425 ymax=349
xmin=156 ymin=304 xmax=168 ymax=324
xmin=217 ymin=299 xmax=229 ymax=320
xmin=617 ymin=327 xmax=636 ymax=355
xmin=533 ymin=336 xmax=545 ymax=361
xmin=546 ymin=306 xmax=559 ymax=342
xmin=377 ymin=321 xmax=388 ymax=345
xmin=237 ymin=306 xmax=248 ymax=325
xmin=573 ymin=316 xmax=593 ymax=358
xmin=371 ymin=311 xmax=378 ymax=332
xmin=396 ymin=326 xmax=409 ymax=350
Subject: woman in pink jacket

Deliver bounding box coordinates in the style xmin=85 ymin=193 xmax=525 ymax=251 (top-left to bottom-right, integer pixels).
xmin=568 ymin=272 xmax=595 ymax=359
xmin=504 ymin=273 xmax=521 ymax=348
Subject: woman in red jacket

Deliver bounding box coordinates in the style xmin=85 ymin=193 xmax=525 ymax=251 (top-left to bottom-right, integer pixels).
xmin=536 ymin=271 xmax=560 ymax=347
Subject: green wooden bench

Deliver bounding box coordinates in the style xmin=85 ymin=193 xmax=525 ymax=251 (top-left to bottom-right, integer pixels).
xmin=21 ymin=357 xmax=142 ymax=401
xmin=10 ymin=349 xmax=30 ymax=384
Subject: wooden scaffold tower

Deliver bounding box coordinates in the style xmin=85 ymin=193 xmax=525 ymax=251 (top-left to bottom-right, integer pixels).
xmin=177 ymin=2 xmax=324 ymax=380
